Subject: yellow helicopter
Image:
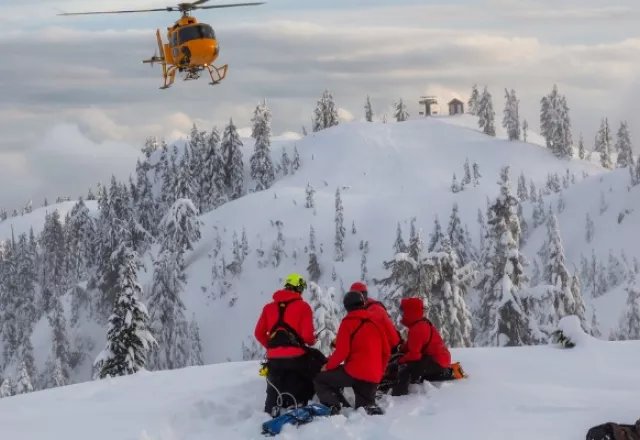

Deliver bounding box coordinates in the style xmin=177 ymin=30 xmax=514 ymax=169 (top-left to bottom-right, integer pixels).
xmin=58 ymin=1 xmax=265 ymax=89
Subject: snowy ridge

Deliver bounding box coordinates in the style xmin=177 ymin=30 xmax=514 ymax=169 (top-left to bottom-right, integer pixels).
xmin=1 ymin=334 xmax=639 ymax=440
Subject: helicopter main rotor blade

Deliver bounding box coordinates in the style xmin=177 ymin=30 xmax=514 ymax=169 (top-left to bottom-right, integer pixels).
xmin=195 ymin=2 xmax=266 ymax=10
xmin=57 ymin=7 xmax=175 ymax=15
xmin=188 ymin=0 xmax=213 ymax=6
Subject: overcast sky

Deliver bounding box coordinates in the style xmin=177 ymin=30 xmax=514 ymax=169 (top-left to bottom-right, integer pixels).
xmin=1 ymin=0 xmax=639 ymax=211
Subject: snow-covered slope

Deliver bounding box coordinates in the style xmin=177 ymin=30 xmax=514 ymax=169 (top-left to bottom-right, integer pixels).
xmin=5 ymin=113 xmax=636 ymax=388
xmin=172 ymin=115 xmax=606 ymax=362
xmin=2 ymin=324 xmax=638 ymax=440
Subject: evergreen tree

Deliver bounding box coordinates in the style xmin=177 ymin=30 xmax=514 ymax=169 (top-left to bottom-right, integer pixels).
xmin=462 ymin=158 xmax=472 ymax=187
xmin=305 ymin=183 xmax=316 ymax=208
xmin=468 ymin=84 xmax=479 ymax=115
xmin=578 ymin=134 xmax=586 ymax=159
xmin=540 ymin=85 xmax=573 ymax=157
xmin=188 ymin=315 xmax=204 ymax=366
xmin=502 ymin=88 xmax=520 ymax=140
xmin=308 ymin=282 xmax=340 ymax=355
xmin=312 ymin=89 xmax=340 ymax=131
xmin=291 ymin=146 xmax=301 ymax=172
xmin=159 ymin=198 xmax=202 ymax=255
xmin=221 ymin=118 xmax=245 ymax=200
xmin=280 ymin=147 xmax=291 ymax=176
xmin=475 ymin=166 xmax=536 ymax=346
xmin=613 ymin=276 xmax=640 ymax=340
xmin=15 ymin=362 xmax=33 ymax=394
xmin=394 ymin=222 xmax=407 ymax=254
xmin=334 ymin=188 xmax=345 ymax=262
xmin=44 ymin=297 xmax=71 ymax=388
xmin=364 ymin=95 xmax=373 ymax=122
xmin=200 ymin=126 xmax=227 ymax=212
xmin=473 ymin=161 xmax=481 ymax=185
xmin=522 ymin=119 xmax=528 ymax=142
xmin=394 ymin=98 xmax=409 ymax=122
xmin=95 ymin=248 xmax=156 ymax=378
xmin=250 ymin=101 xmax=276 ymax=191
xmin=517 ymin=172 xmax=528 ymax=201
xmin=477 ymin=86 xmax=496 ymax=136
xmin=307 ymin=225 xmax=321 ymax=282
xmin=615 ymin=121 xmax=634 ymax=168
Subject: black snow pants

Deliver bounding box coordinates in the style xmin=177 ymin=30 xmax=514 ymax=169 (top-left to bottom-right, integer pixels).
xmin=264 ymin=348 xmax=326 ymax=414
xmin=390 ymin=355 xmax=454 ymax=396
xmin=314 ymin=366 xmax=377 ymax=409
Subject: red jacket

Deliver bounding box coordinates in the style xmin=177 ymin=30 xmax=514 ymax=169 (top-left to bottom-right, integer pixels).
xmin=254 ymin=289 xmax=316 ymax=358
xmin=398 ymin=298 xmax=451 ymax=367
xmin=364 ymin=298 xmax=402 ymax=348
xmin=325 ymin=309 xmax=390 ymax=383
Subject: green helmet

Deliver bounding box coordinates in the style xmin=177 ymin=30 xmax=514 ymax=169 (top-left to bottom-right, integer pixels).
xmin=284 ymin=273 xmax=307 ymax=293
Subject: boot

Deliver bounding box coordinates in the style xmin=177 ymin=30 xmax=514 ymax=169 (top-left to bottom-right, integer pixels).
xmin=451 ymin=362 xmax=466 ymax=379
xmin=363 ymin=404 xmax=385 ymax=415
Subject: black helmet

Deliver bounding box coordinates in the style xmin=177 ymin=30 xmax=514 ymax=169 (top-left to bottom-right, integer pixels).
xmin=343 ymin=290 xmax=365 ymax=312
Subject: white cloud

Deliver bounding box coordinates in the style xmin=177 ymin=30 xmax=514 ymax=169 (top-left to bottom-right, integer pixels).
xmin=1 ymin=1 xmax=640 ymax=209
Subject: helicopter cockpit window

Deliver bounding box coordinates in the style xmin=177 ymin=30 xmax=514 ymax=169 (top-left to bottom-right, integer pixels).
xmin=178 ymin=24 xmax=216 ymax=44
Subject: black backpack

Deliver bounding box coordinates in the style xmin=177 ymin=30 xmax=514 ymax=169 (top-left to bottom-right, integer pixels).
xmin=267 ymin=299 xmax=306 ymax=349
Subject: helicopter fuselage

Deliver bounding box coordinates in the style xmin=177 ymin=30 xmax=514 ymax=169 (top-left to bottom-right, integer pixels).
xmin=165 ymin=16 xmax=219 ymax=69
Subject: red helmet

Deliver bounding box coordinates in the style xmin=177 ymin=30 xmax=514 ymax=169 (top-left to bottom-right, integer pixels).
xmin=350 ymin=282 xmax=368 ymax=296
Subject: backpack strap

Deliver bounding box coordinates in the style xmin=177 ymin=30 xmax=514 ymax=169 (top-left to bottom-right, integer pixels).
xmin=267 ymin=298 xmax=306 ymax=348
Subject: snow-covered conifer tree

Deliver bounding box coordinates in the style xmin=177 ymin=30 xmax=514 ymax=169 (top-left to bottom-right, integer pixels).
xmin=517 ymin=172 xmax=528 ymax=201
xmin=578 ymin=134 xmax=586 ymax=159
xmin=615 ymin=121 xmax=633 ymax=168
xmin=159 ymin=198 xmax=202 ymax=255
xmin=307 ymin=225 xmax=321 ymax=282
xmin=475 ymin=166 xmax=536 ymax=347
xmin=95 ymin=248 xmax=156 ymax=378
xmin=188 ymin=315 xmax=204 ymax=366
xmin=477 ymin=86 xmax=496 ymax=136
xmin=394 ymin=222 xmax=407 ymax=254
xmin=305 ymin=183 xmax=316 ymax=208
xmin=502 ymin=88 xmax=520 ymax=140
xmin=221 ymin=118 xmax=244 ymax=200
xmin=394 ymin=98 xmax=409 ymax=122
xmin=462 ymin=158 xmax=472 ymax=187
xmin=613 ymin=276 xmax=640 ymax=340
xmin=200 ymin=126 xmax=227 ymax=212
xmin=250 ymin=101 xmax=276 ymax=191
xmin=15 ymin=362 xmax=33 ymax=394
xmin=291 ymin=145 xmax=301 ymax=172
xmin=334 ymin=188 xmax=345 ymax=262
xmin=468 ymin=84 xmax=479 ymax=115
xmin=364 ymin=95 xmax=373 ymax=122
xmin=522 ymin=119 xmax=528 ymax=141
xmin=473 ymin=161 xmax=482 ymax=186
xmin=280 ymin=147 xmax=291 ymax=175
xmin=313 ymin=89 xmax=340 ymax=131
xmin=308 ymin=282 xmax=340 ymax=355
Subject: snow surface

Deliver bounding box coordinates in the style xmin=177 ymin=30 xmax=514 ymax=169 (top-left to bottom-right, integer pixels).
xmin=1 ymin=336 xmax=638 ymax=440
xmin=3 ymin=112 xmax=634 ymax=380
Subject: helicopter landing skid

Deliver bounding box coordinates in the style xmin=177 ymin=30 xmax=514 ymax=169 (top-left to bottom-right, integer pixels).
xmin=207 ymin=64 xmax=228 ymax=86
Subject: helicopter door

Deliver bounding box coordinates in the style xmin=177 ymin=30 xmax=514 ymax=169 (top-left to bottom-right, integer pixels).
xmin=170 ymin=32 xmax=179 ymax=59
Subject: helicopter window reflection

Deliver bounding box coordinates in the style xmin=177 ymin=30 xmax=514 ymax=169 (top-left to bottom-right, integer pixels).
xmin=178 ymin=25 xmax=216 ymax=44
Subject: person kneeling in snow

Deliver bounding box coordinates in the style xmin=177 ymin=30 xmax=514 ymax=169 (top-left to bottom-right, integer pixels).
xmin=391 ymin=298 xmax=465 ymax=396
xmin=349 ymin=282 xmax=403 ymax=354
xmin=314 ymin=290 xmax=390 ymax=415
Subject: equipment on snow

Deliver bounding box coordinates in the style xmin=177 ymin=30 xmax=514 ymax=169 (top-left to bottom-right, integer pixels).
xmin=261 ymin=402 xmax=331 ymax=436
xmin=586 ymin=418 xmax=640 ymax=440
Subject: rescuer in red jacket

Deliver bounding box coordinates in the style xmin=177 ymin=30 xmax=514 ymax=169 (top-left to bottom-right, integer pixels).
xmin=313 ymin=290 xmax=390 ymax=416
xmin=349 ymin=282 xmax=403 ymax=352
xmin=254 ymin=273 xmax=325 ymax=417
xmin=391 ymin=297 xmax=464 ymax=396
